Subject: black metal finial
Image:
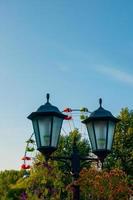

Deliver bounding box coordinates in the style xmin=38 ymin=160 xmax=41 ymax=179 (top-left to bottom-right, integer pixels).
xmin=46 ymin=93 xmax=50 ymax=103
xmin=99 ymin=98 xmax=102 ymax=107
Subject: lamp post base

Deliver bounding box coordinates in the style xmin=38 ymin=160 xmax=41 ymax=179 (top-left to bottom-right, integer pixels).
xmin=73 ymin=185 xmax=80 ymax=200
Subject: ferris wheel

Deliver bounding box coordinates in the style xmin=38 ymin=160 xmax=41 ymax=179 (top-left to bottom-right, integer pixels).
xmin=20 ymin=106 xmax=91 ymax=172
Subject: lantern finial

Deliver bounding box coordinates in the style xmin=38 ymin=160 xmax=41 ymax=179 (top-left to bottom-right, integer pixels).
xmin=46 ymin=93 xmax=50 ymax=103
xmin=99 ymin=98 xmax=102 ymax=107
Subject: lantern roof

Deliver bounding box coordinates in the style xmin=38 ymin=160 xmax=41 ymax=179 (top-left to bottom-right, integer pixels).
xmin=28 ymin=93 xmax=67 ymax=120
xmin=82 ymin=98 xmax=120 ymax=123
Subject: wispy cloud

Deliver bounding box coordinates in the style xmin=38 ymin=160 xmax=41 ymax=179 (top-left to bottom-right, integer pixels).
xmin=95 ymin=66 xmax=133 ymax=86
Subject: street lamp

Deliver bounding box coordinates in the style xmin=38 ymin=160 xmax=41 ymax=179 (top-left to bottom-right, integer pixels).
xmin=28 ymin=94 xmax=120 ymax=200
xmin=28 ymin=93 xmax=67 ymax=157
xmin=82 ymin=98 xmax=120 ymax=163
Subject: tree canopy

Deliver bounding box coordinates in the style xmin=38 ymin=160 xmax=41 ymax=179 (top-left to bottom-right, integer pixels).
xmin=0 ymin=170 xmax=24 ymax=199
xmin=105 ymin=108 xmax=133 ymax=178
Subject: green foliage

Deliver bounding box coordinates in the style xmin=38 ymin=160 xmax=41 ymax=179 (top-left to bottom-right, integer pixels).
xmin=54 ymin=129 xmax=90 ymax=180
xmin=0 ymin=170 xmax=24 ymax=199
xmin=105 ymin=108 xmax=133 ymax=178
xmin=55 ymin=129 xmax=90 ymax=170
xmin=8 ymin=161 xmax=64 ymax=200
xmin=6 ymin=188 xmax=25 ymax=200
xmin=53 ymin=129 xmax=91 ymax=199
xmin=30 ymin=129 xmax=91 ymax=199
xmin=6 ymin=129 xmax=90 ymax=200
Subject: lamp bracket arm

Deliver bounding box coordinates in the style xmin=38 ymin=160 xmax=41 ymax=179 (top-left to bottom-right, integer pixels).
xmin=48 ymin=156 xmax=71 ymax=170
xmin=49 ymin=156 xmax=71 ymax=161
xmin=80 ymin=157 xmax=98 ymax=162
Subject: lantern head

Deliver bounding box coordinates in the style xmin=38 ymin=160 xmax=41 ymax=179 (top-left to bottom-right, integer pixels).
xmin=82 ymin=98 xmax=120 ymax=162
xmin=28 ymin=94 xmax=67 ymax=156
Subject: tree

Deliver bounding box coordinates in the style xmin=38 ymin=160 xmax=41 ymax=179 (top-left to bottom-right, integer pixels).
xmin=104 ymin=108 xmax=133 ymax=176
xmin=55 ymin=129 xmax=91 ymax=174
xmin=0 ymin=170 xmax=24 ymax=199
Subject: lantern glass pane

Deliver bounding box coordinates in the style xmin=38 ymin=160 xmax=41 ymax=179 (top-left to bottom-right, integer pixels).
xmin=107 ymin=121 xmax=115 ymax=150
xmin=52 ymin=117 xmax=63 ymax=147
xmin=86 ymin=122 xmax=96 ymax=150
xmin=38 ymin=117 xmax=52 ymax=146
xmin=94 ymin=121 xmax=107 ymax=149
xmin=32 ymin=120 xmax=41 ymax=148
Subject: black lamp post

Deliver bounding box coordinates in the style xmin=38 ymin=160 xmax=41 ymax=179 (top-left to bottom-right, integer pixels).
xmin=28 ymin=94 xmax=120 ymax=200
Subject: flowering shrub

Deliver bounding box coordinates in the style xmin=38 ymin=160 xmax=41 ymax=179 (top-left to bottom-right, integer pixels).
xmin=68 ymin=168 xmax=132 ymax=200
xmin=9 ymin=161 xmax=64 ymax=200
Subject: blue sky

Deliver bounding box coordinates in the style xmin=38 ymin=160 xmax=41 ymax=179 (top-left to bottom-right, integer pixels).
xmin=0 ymin=0 xmax=133 ymax=170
